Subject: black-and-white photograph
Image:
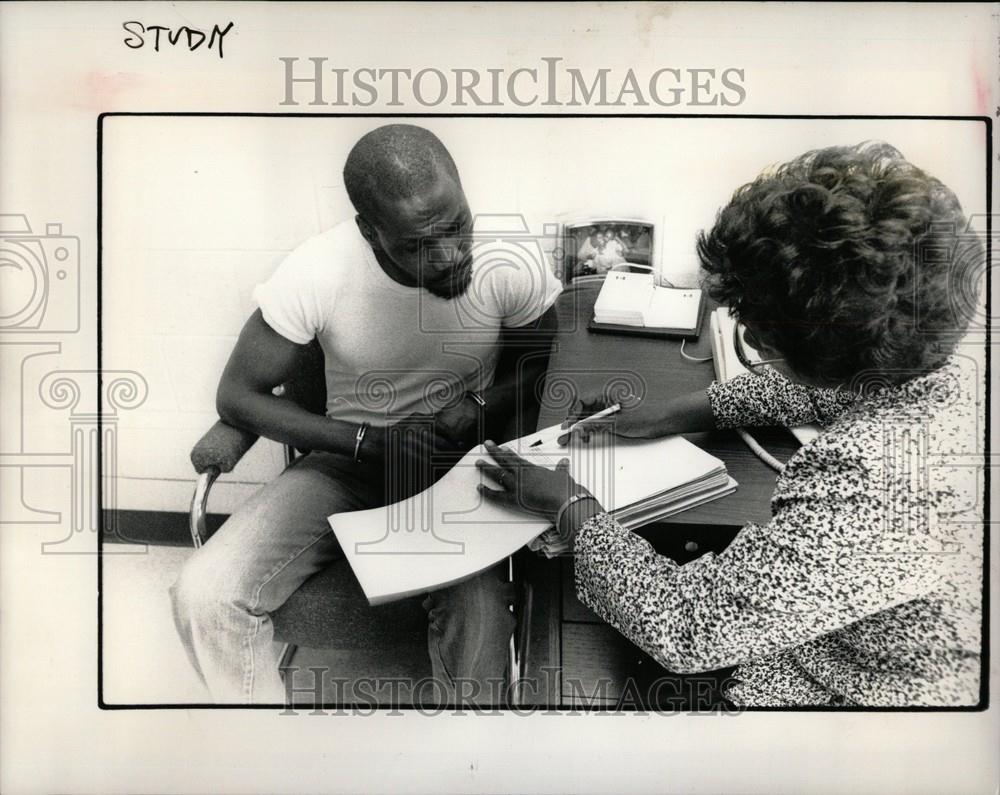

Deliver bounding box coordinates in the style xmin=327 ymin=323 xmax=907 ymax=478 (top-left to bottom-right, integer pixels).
xmin=563 ymin=220 xmax=655 ymax=281
xmin=96 ymin=115 xmax=988 ymax=713
xmin=2 ymin=4 xmax=996 ymax=793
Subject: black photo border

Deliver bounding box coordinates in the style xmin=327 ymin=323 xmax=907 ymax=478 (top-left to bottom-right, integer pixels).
xmin=97 ymin=111 xmax=992 ymax=712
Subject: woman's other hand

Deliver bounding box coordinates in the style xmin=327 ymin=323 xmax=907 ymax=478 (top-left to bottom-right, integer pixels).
xmin=557 ymin=388 xmax=661 ymax=445
xmin=557 ymin=386 xmax=717 ymax=445
xmin=476 ymin=440 xmax=598 ymax=521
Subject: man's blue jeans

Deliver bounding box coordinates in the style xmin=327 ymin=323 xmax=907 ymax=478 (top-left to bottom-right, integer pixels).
xmin=170 ymin=450 xmax=515 ymax=704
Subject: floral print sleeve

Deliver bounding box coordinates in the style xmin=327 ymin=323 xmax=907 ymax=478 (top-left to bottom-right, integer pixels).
xmin=705 ymin=368 xmax=859 ymax=430
xmin=574 ymin=487 xmax=947 ymax=676
xmin=570 ymin=356 xmax=983 ymax=706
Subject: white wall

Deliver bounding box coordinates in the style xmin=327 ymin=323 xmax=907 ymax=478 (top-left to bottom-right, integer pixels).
xmin=101 ymin=116 xmax=988 ymax=513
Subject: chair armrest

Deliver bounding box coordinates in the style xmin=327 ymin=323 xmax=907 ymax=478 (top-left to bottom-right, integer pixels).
xmin=189 ymin=468 xmax=220 ymax=547
xmin=190 ymin=419 xmax=260 ymax=474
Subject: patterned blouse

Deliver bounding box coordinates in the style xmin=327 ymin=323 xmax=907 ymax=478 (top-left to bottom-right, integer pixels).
xmin=573 ymin=355 xmax=984 ymax=707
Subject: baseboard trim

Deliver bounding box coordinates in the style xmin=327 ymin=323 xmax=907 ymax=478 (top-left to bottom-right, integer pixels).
xmin=103 ymin=509 xmax=228 ymax=547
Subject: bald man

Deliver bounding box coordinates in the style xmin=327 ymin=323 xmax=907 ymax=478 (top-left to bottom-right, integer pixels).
xmin=171 ymin=125 xmax=562 ymax=704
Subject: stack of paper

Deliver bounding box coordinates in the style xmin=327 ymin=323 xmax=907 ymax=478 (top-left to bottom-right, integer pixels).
xmin=533 ymin=429 xmax=735 ymax=530
xmin=641 ymin=288 xmax=704 ymax=332
xmin=593 ymin=271 xmax=703 ymax=332
xmin=593 ymin=271 xmax=654 ymax=326
xmin=329 ymin=423 xmax=736 ymax=604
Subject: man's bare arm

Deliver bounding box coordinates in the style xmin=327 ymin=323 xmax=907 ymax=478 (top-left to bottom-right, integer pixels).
xmin=415 ymin=305 xmax=558 ymax=449
xmin=216 ymin=309 xmax=365 ymax=456
xmin=482 ymin=304 xmax=558 ymax=439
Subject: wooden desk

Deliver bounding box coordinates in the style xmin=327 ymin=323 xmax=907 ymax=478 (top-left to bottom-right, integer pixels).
xmin=518 ymin=281 xmax=800 ymax=707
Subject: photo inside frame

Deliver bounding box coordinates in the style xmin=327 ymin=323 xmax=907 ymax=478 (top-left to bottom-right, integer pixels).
xmin=562 ymin=219 xmax=654 ymax=282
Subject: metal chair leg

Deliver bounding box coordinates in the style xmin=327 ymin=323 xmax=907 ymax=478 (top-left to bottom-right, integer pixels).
xmin=189 ymin=467 xmax=220 ymax=548
xmin=517 ymin=582 xmax=532 ymax=680
xmin=507 ymin=555 xmax=533 ymax=708
xmin=278 ymin=643 xmax=298 ymax=673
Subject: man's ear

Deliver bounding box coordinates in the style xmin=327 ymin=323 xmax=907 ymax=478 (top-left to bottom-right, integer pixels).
xmin=355 ymin=214 xmax=380 ymax=250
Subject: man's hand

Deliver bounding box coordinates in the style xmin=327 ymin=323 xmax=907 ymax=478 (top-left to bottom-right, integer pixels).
xmin=375 ymin=410 xmax=471 ymax=500
xmin=430 ymin=393 xmax=484 ymax=449
xmin=393 ymin=396 xmax=482 ymax=454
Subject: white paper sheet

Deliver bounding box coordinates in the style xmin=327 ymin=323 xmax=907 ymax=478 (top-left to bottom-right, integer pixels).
xmin=329 ymin=424 xmax=731 ymax=604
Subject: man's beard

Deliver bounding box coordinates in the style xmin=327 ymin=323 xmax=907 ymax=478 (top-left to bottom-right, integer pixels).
xmin=424 ymin=262 xmax=473 ymax=300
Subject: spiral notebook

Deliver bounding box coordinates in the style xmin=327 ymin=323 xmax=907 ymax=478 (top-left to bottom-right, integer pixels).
xmin=328 ymin=424 xmax=736 ymax=605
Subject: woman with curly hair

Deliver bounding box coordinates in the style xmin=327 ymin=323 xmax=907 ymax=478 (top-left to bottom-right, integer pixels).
xmin=478 ymin=142 xmax=984 ymax=707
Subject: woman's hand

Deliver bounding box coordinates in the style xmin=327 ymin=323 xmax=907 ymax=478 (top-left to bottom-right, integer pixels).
xmin=557 ymin=388 xmax=666 ymax=445
xmin=556 ymin=388 xmax=718 ymax=447
xmin=476 ymin=440 xmax=600 ymax=522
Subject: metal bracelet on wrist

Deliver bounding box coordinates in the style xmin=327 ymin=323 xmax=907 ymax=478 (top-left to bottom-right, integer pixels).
xmin=554 ymin=493 xmax=600 ymax=544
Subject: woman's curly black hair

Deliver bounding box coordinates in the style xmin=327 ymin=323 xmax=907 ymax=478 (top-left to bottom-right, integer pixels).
xmin=697 ymin=142 xmax=981 ymax=385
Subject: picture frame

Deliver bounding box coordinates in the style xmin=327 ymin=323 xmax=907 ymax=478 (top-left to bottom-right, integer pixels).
xmin=559 ymin=216 xmax=657 ymax=284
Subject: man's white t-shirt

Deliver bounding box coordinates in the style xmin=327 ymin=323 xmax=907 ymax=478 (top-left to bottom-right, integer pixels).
xmin=252 ymin=220 xmax=562 ymax=426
